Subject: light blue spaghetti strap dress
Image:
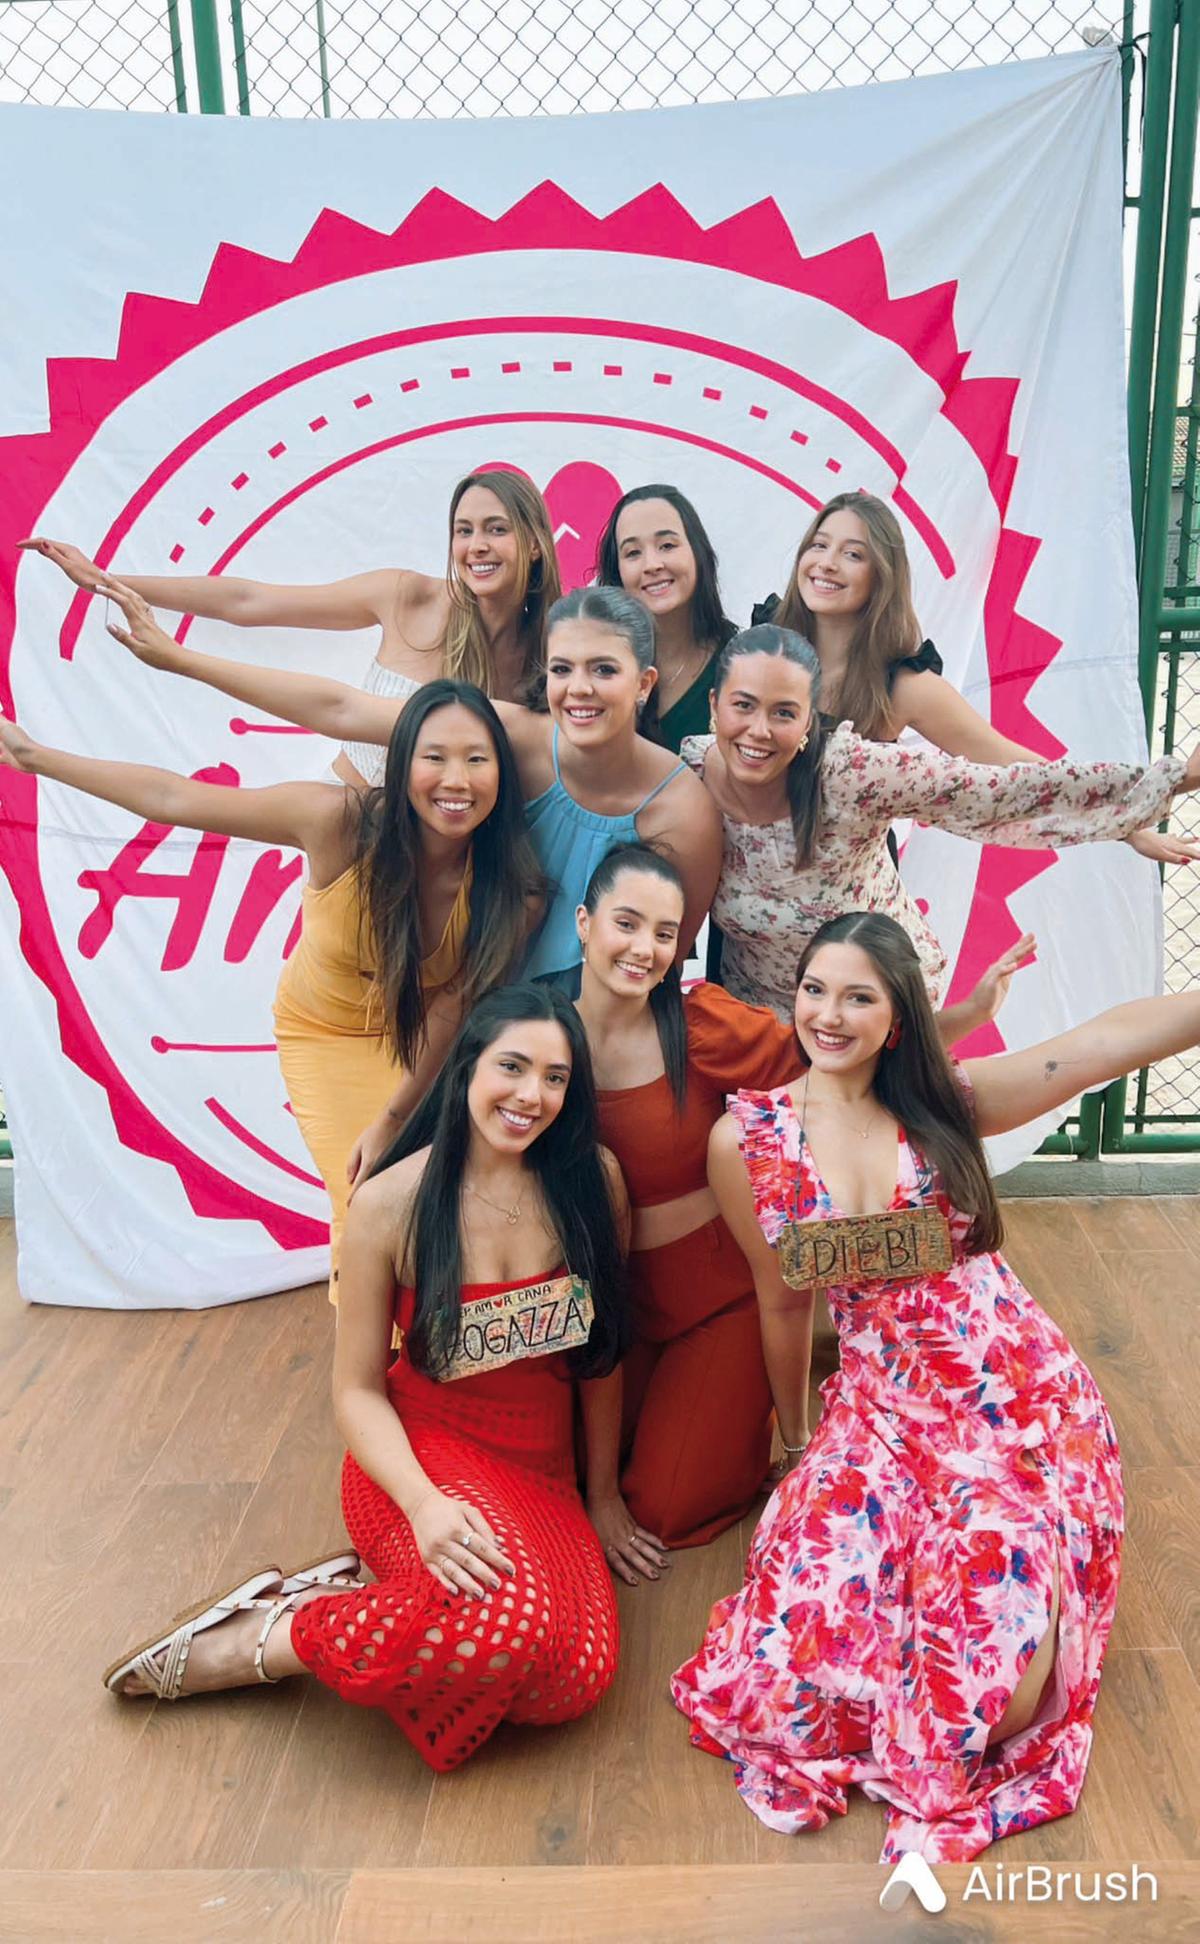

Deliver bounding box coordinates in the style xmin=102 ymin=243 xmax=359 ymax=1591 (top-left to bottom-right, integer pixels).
xmin=521 ymin=726 xmax=686 ymax=992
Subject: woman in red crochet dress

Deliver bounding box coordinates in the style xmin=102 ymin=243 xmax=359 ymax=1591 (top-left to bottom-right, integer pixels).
xmin=103 ymin=984 xmax=630 ymax=1770
xmin=672 ymin=911 xmax=1200 ymax=1860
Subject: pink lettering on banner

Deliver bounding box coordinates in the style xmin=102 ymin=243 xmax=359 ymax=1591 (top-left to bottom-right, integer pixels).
xmin=0 ymin=179 xmax=1085 ymax=1279
xmin=225 ymin=849 xmax=305 ymax=964
xmin=77 ymin=762 xmax=238 ymax=971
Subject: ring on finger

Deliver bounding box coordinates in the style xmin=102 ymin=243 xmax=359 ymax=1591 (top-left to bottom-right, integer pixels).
xmin=461 ymin=1531 xmax=473 ymax=1552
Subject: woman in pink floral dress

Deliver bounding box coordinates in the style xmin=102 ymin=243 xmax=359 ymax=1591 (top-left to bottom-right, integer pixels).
xmin=683 ymin=624 xmax=1197 ymax=1016
xmin=672 ymin=910 xmax=1200 ymax=1863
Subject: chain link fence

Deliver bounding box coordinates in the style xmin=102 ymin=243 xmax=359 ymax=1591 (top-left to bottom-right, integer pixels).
xmin=2 ymin=1 xmax=1128 ymax=116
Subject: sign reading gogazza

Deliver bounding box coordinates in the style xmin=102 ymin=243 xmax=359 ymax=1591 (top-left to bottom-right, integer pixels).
xmin=443 ymin=1276 xmax=594 ymax=1381
xmin=778 ymin=1208 xmax=954 ymax=1291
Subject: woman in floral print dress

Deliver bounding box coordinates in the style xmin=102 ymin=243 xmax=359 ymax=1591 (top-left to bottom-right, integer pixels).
xmin=683 ymin=624 xmax=1198 ymax=1016
xmin=672 ymin=910 xmax=1200 ymax=1862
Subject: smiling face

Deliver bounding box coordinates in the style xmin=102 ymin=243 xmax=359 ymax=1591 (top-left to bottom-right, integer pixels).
xmin=712 ymin=651 xmax=814 ymax=790
xmin=450 ymin=483 xmax=533 ymax=603
xmin=577 ymin=867 xmax=684 ymax=999
xmin=465 ymin=1018 xmax=573 ymax=1152
xmin=405 ymin=702 xmax=501 ymax=839
xmin=545 ymin=616 xmax=656 ymax=749
xmin=613 ymin=496 xmax=698 ymax=622
xmin=793 ymin=941 xmax=896 ymax=1073
xmin=796 ymin=507 xmax=874 ymax=619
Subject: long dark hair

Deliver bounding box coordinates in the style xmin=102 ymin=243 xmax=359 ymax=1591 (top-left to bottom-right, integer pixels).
xmin=712 ymin=624 xmax=826 ymax=867
xmin=595 ymin=483 xmax=738 ymax=662
xmin=582 ymin=842 xmax=688 ymax=1107
xmin=797 ymin=912 xmax=1002 ymax=1253
xmin=354 ymin=682 xmax=542 ymax=1067
xmin=373 ymin=984 xmax=629 ymax=1379
xmin=775 ymin=492 xmax=921 ymax=739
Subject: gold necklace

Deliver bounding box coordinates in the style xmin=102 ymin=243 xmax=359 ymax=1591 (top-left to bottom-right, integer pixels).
xmin=801 ymin=1068 xmax=879 ymax=1141
xmin=465 ymin=1178 xmax=526 ymax=1225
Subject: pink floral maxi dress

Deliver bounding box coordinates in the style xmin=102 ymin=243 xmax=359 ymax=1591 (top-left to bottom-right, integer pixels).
xmin=670 ymin=1084 xmax=1123 ymax=1863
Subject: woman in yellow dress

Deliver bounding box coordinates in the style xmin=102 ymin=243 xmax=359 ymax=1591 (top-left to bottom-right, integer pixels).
xmin=0 ymin=678 xmax=542 ymax=1284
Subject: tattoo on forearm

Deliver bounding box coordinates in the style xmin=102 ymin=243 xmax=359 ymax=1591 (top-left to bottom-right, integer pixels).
xmin=1043 ymin=1060 xmax=1059 ymax=1081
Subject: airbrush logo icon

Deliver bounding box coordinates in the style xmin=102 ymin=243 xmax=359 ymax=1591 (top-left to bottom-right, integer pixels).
xmin=879 ymin=1855 xmax=947 ymax=1915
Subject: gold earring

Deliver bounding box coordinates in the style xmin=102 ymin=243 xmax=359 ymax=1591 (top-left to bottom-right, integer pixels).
xmin=797 ymin=731 xmax=809 ymax=751
xmin=708 ymin=708 xmax=717 ymax=733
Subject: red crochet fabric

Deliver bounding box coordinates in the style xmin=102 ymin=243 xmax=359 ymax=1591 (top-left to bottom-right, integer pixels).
xmin=291 ymin=1278 xmax=618 ymax=1770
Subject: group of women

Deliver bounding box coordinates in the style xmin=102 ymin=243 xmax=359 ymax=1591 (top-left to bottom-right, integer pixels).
xmin=7 ymin=471 xmax=1200 ymax=1862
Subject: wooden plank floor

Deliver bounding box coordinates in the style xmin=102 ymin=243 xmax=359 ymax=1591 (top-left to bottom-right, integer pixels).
xmin=0 ymin=1197 xmax=1197 ymax=1941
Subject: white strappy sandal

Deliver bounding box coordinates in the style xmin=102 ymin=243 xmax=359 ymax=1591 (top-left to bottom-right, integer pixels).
xmin=279 ymin=1549 xmax=363 ymax=1594
xmin=103 ymin=1568 xmax=298 ymax=1700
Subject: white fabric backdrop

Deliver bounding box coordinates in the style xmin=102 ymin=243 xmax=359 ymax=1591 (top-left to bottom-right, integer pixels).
xmin=0 ymin=50 xmax=1160 ymax=1307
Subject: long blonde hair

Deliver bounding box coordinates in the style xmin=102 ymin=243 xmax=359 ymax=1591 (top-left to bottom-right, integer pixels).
xmin=442 ymin=471 xmax=561 ymax=695
xmin=776 ymin=492 xmax=921 ymax=741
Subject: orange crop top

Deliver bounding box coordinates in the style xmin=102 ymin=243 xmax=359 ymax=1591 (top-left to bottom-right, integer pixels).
xmin=596 ymin=984 xmax=802 ymax=1208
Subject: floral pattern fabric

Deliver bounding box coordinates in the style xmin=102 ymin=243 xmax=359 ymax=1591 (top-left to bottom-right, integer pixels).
xmin=670 ymin=1084 xmax=1123 ymax=1863
xmin=682 ymin=724 xmax=1185 ymax=1013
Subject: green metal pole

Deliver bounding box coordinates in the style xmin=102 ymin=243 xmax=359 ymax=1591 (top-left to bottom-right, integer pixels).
xmin=189 ymin=0 xmax=226 ymax=113
xmin=1127 ymin=0 xmax=1178 ymax=562
xmin=166 ymin=0 xmax=189 ymax=111
xmin=1120 ymin=0 xmax=1135 ymax=167
xmin=316 ymin=0 xmax=332 ymax=119
xmin=1137 ymin=0 xmax=1200 ymax=733
xmin=231 ymin=0 xmax=251 ymax=114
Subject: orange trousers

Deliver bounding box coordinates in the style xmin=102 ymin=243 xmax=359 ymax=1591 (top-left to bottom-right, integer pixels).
xmin=620 ymin=1217 xmax=771 ymax=1549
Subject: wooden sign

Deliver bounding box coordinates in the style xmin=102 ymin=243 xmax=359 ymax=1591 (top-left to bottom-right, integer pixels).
xmin=777 ymin=1207 xmax=953 ymax=1291
xmin=443 ymin=1274 xmax=594 ymax=1381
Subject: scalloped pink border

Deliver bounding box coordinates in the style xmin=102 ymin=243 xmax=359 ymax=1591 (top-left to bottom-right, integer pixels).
xmin=0 ymin=182 xmax=1064 ymax=1245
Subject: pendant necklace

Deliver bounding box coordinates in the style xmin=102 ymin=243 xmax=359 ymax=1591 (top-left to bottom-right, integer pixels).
xmin=466 ymin=1179 xmax=525 ymax=1225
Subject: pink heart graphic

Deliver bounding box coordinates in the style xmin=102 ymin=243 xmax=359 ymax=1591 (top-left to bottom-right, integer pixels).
xmin=475 ymin=458 xmax=623 ymax=591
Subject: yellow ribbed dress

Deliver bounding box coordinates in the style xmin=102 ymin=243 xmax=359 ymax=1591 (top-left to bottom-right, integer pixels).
xmin=273 ymin=857 xmax=472 ymax=1288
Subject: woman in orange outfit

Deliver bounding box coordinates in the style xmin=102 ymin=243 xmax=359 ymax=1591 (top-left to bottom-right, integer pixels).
xmin=574 ymin=843 xmax=1034 ymax=1580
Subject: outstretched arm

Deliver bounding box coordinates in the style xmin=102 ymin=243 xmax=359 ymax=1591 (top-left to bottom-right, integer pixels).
xmin=19 ymin=536 xmax=399 ymax=631
xmin=965 ymin=991 xmax=1200 ymax=1137
xmin=0 ymin=708 xmax=344 ymax=855
xmin=843 ymin=727 xmax=1199 ymax=850
xmin=894 ymin=670 xmax=1197 ymax=866
xmin=891 ymin=669 xmax=1042 ymax=765
xmin=708 ymin=1113 xmax=813 ymax=1461
xmin=99 ymin=578 xmax=404 ymax=748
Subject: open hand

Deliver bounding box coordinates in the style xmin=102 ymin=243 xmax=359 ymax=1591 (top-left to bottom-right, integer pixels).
xmin=965 ymin=931 xmax=1037 ymax=1027
xmin=95 ymin=578 xmax=181 ymax=671
xmin=1126 ymin=826 xmax=1200 ymax=866
xmin=587 ymin=1492 xmax=669 ymax=1586
xmin=18 ymin=537 xmax=103 ymax=590
xmin=408 ymin=1488 xmax=516 ymax=1600
xmin=0 ymin=711 xmax=39 ymax=773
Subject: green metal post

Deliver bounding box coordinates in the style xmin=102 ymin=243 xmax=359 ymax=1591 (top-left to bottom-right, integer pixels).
xmin=190 ymin=0 xmax=226 ymax=113
xmin=1137 ymin=0 xmax=1200 ymax=734
xmin=1127 ymin=0 xmax=1178 ymax=562
xmin=1120 ymin=0 xmax=1135 ymax=166
xmin=166 ymin=0 xmax=189 ymax=111
xmin=231 ymin=0 xmax=251 ymax=114
xmin=316 ymin=0 xmax=333 ymax=119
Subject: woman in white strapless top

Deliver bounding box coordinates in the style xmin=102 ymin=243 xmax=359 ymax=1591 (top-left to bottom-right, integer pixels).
xmin=21 ymin=470 xmax=562 ymax=788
